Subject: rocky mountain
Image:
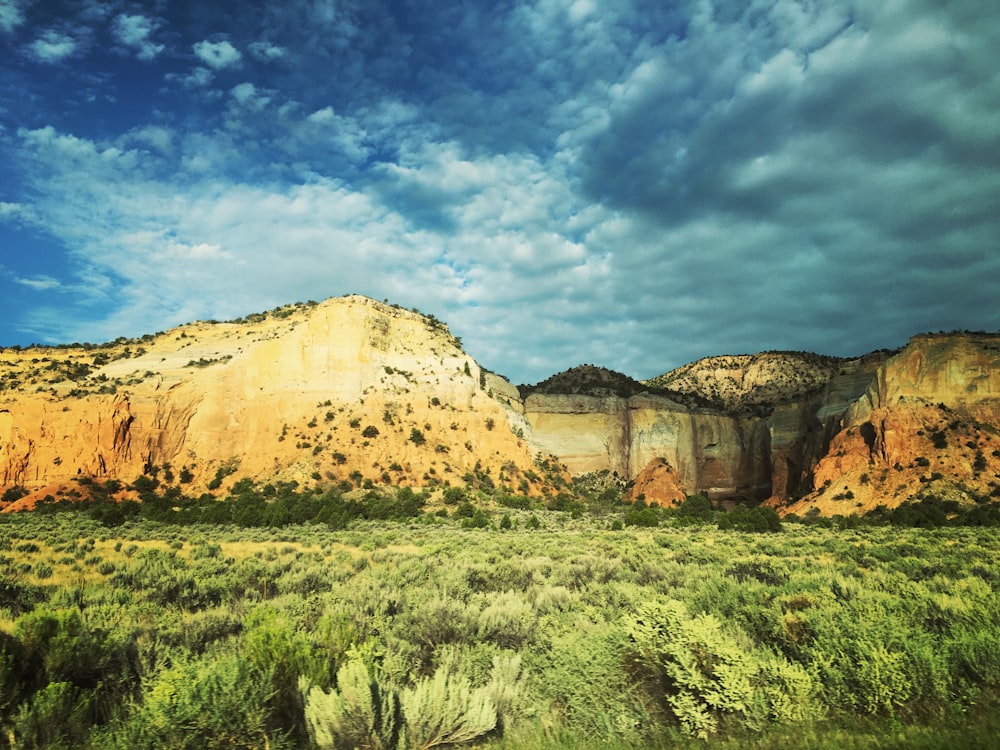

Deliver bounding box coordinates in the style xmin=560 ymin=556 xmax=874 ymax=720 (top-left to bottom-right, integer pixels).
xmin=520 ymin=334 xmax=1000 ymax=513
xmin=1 ymin=295 xmax=998 ymax=517
xmin=0 ymin=296 xmax=547 ymax=506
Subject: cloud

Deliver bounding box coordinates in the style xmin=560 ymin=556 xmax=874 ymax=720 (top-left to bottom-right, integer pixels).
xmin=230 ymin=82 xmax=270 ymax=110
xmin=3 ymin=1 xmax=998 ymax=381
xmin=0 ymin=201 xmax=34 ymax=223
xmin=113 ymin=13 xmax=164 ymax=60
xmin=28 ymin=30 xmax=77 ymax=63
xmin=0 ymin=0 xmax=24 ymax=33
xmin=249 ymin=40 xmax=286 ymax=60
xmin=193 ymin=39 xmax=241 ymax=69
xmin=15 ymin=275 xmax=62 ymax=291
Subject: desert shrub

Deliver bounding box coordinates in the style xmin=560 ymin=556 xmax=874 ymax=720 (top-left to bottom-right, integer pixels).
xmin=461 ymin=509 xmax=491 ymax=529
xmin=399 ymin=662 xmax=497 ymax=749
xmin=10 ymin=607 xmax=139 ymax=745
xmin=100 ymin=652 xmax=279 ymax=750
xmin=403 ymin=593 xmax=471 ymax=652
xmin=675 ymin=493 xmax=715 ymax=523
xmin=626 ymin=599 xmax=818 ymax=738
xmin=12 ymin=679 xmax=94 ymax=749
xmin=718 ymin=505 xmax=783 ymax=533
xmin=0 ymin=630 xmax=27 ymax=725
xmin=301 ymin=658 xmax=400 ymax=750
xmin=476 ymin=591 xmax=536 ymax=649
xmin=623 ymin=506 xmax=659 ymax=527
xmin=529 ymin=624 xmax=652 ymax=745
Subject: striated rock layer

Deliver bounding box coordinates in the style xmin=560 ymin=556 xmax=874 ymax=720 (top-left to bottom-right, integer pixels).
xmin=1 ymin=296 xmax=542 ymax=500
xmin=2 ymin=294 xmax=998 ymax=517
xmin=522 ymin=335 xmax=1000 ymax=513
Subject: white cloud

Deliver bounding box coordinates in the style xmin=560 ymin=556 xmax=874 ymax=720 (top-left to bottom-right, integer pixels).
xmin=113 ymin=14 xmax=164 ymax=60
xmin=230 ymin=82 xmax=270 ymax=110
xmin=15 ymin=275 xmax=62 ymax=291
xmin=249 ymin=40 xmax=286 ymax=60
xmin=193 ymin=39 xmax=241 ymax=69
xmin=0 ymin=0 xmax=24 ymax=33
xmin=307 ymin=106 xmax=336 ymax=124
xmin=29 ymin=30 xmax=76 ymax=63
xmin=124 ymin=125 xmax=173 ymax=155
xmin=0 ymin=201 xmax=33 ymax=223
xmin=5 ymin=2 xmax=999 ymax=381
xmin=172 ymin=66 xmax=215 ymax=88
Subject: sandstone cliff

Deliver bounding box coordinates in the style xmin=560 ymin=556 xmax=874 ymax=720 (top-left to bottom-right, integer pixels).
xmin=521 ymin=336 xmax=1000 ymax=515
xmin=2 ymin=297 xmax=997 ymax=518
xmin=782 ymin=333 xmax=1000 ymax=516
xmin=0 ymin=296 xmax=543 ymax=502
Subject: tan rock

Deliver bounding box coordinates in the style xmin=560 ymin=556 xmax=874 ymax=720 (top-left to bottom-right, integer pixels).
xmin=0 ymin=296 xmax=544 ymax=500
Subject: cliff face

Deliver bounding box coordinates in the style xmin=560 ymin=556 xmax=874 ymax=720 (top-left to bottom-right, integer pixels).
xmin=782 ymin=333 xmax=1000 ymax=516
xmin=0 ymin=296 xmax=542 ymax=501
xmin=523 ymin=391 xmax=771 ymax=499
xmin=2 ymin=298 xmax=997 ymax=518
xmin=522 ymin=335 xmax=1000 ymax=514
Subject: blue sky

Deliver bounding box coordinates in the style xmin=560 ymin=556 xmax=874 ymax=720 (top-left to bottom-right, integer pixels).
xmin=1 ymin=0 xmax=998 ymax=384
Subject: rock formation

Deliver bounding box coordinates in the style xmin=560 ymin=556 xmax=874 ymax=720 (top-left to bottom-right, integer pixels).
xmin=0 ymin=296 xmax=544 ymax=502
xmin=521 ymin=335 xmax=1000 ymax=514
xmin=2 ymin=295 xmax=998 ymax=518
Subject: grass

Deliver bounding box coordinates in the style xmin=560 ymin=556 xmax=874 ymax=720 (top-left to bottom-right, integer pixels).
xmin=1 ymin=511 xmax=998 ymax=749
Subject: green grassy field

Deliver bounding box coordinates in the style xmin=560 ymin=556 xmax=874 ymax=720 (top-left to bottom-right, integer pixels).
xmin=1 ymin=509 xmax=998 ymax=749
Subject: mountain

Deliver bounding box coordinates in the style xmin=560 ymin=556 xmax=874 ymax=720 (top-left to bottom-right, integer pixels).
xmin=0 ymin=296 xmax=547 ymax=506
xmin=2 ymin=295 xmax=998 ymax=517
xmin=522 ymin=333 xmax=1000 ymax=514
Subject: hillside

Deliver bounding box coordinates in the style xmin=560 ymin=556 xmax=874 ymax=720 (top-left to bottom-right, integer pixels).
xmin=2 ymin=296 xmax=999 ymax=518
xmin=0 ymin=296 xmax=551 ymax=506
xmin=644 ymin=350 xmax=862 ymax=414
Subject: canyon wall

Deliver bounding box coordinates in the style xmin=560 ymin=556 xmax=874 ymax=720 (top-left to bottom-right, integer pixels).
xmin=0 ymin=297 xmax=543 ymax=500
xmin=2 ymin=294 xmax=998 ymax=516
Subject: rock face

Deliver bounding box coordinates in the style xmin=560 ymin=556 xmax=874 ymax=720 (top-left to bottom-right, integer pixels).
xmin=521 ymin=336 xmax=1000 ymax=514
xmin=626 ymin=457 xmax=686 ymax=507
xmin=0 ymin=296 xmax=542 ymax=500
xmin=523 ymin=389 xmax=771 ymax=499
xmin=2 ymin=296 xmax=997 ymax=518
xmin=782 ymin=333 xmax=1000 ymax=516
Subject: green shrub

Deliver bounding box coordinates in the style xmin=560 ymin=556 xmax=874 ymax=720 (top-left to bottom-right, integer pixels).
xmin=400 ymin=663 xmax=497 ymax=749
xmin=301 ymin=659 xmax=400 ymax=750
xmin=101 ymin=653 xmax=278 ymax=749
xmin=627 ymin=599 xmax=817 ymax=738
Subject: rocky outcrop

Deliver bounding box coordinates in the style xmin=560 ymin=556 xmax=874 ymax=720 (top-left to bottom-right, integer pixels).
xmin=781 ymin=333 xmax=1000 ymax=516
xmin=2 ymin=297 xmax=997 ymax=518
xmin=626 ymin=457 xmax=686 ymax=507
xmin=0 ymin=296 xmax=546 ymax=500
xmin=523 ymin=335 xmax=1000 ymax=514
xmin=522 ymin=388 xmax=772 ymax=500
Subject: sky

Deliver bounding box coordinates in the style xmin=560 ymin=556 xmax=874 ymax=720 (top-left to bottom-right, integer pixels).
xmin=1 ymin=0 xmax=998 ymax=385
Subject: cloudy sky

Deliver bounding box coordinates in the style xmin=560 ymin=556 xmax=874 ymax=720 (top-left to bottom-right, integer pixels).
xmin=1 ymin=0 xmax=998 ymax=384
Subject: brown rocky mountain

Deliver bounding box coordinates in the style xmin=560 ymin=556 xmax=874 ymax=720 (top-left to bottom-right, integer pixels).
xmin=519 ymin=334 xmax=1000 ymax=513
xmin=0 ymin=296 xmax=547 ymax=506
xmin=2 ymin=295 xmax=998 ymax=516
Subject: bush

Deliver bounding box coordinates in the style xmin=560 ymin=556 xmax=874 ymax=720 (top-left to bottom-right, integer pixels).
xmin=624 ymin=507 xmax=659 ymax=527
xmin=627 ymin=599 xmax=817 ymax=738
xmin=399 ymin=667 xmax=496 ymax=750
xmin=101 ymin=653 xmax=278 ymax=749
xmin=301 ymin=659 xmax=400 ymax=750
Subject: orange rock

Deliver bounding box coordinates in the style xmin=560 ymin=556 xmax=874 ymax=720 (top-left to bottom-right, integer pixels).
xmin=626 ymin=457 xmax=687 ymax=507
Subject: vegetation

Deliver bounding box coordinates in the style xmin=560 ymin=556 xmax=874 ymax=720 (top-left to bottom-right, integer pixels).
xmin=0 ymin=483 xmax=998 ymax=748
